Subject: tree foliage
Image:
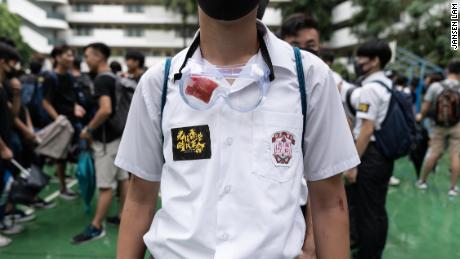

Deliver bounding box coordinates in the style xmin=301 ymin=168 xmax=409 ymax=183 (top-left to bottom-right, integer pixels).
xmin=162 ymin=0 xmax=198 ymax=47
xmin=351 ymin=0 xmax=458 ymax=66
xmin=0 ymin=4 xmax=32 ymax=63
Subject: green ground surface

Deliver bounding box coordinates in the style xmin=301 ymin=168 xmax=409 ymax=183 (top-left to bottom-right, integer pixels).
xmin=0 ymin=158 xmax=459 ymax=259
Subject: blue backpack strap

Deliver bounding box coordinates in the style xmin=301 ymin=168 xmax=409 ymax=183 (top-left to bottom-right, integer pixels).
xmin=161 ymin=58 xmax=172 ymax=116
xmin=293 ymin=47 xmax=307 ymax=154
xmin=371 ymin=80 xmax=393 ymax=93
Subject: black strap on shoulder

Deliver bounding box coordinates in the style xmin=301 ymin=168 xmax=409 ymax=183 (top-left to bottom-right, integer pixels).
xmin=293 ymin=47 xmax=307 ymax=154
xmin=346 ymin=86 xmax=357 ymax=116
xmin=173 ymin=34 xmax=200 ymax=82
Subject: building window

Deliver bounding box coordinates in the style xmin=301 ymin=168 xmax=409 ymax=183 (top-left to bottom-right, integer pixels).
xmin=74 ymin=27 xmax=92 ymax=36
xmin=125 ymin=4 xmax=144 ymax=13
xmin=126 ymin=28 xmax=144 ymax=37
xmin=73 ymin=4 xmax=91 ymax=12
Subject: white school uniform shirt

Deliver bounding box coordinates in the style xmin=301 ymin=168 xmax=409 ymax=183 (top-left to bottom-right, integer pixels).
xmin=353 ymin=71 xmax=393 ymax=141
xmin=115 ymin=23 xmax=360 ymax=259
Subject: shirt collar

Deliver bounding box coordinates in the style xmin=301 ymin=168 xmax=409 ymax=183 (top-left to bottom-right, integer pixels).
xmin=171 ymin=21 xmax=297 ymax=79
xmin=362 ymin=71 xmax=387 ymax=85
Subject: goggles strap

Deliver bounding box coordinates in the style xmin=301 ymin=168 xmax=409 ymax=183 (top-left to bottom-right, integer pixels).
xmin=174 ymin=28 xmax=275 ymax=82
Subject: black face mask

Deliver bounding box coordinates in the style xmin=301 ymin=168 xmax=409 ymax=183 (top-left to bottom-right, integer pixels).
xmin=5 ymin=66 xmax=17 ymax=79
xmin=354 ymin=61 xmax=369 ymax=77
xmin=198 ymin=0 xmax=260 ymax=21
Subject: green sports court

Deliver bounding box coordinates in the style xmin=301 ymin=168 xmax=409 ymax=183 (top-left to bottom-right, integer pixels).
xmin=0 ymin=157 xmax=459 ymax=259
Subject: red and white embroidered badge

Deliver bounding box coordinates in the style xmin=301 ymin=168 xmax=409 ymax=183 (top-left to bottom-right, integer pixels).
xmin=271 ymin=131 xmax=296 ymax=166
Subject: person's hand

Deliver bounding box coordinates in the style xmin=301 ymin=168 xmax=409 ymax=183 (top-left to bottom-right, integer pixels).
xmin=415 ymin=113 xmax=423 ymax=123
xmin=24 ymin=130 xmax=38 ymax=143
xmin=9 ymin=78 xmax=22 ymax=96
xmin=0 ymin=146 xmax=13 ymax=160
xmin=74 ymin=104 xmax=86 ymax=118
xmin=296 ymin=238 xmax=317 ymax=259
xmin=296 ymin=250 xmax=317 ymax=259
xmin=344 ymin=167 xmax=358 ymax=184
xmin=80 ymin=127 xmax=92 ymax=141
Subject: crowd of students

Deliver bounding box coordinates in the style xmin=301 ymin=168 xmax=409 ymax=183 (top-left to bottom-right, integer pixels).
xmin=0 ymin=8 xmax=458 ymax=259
xmin=0 ymin=38 xmax=146 ymax=247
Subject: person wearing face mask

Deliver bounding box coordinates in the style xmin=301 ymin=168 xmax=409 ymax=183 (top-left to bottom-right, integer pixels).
xmin=343 ymin=39 xmax=394 ymax=259
xmin=115 ymin=1 xmax=359 ymax=258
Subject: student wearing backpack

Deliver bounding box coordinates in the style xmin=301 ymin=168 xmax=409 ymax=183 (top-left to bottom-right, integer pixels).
xmin=115 ymin=1 xmax=360 ymax=258
xmin=0 ymin=42 xmax=21 ymax=247
xmin=344 ymin=39 xmax=398 ymax=259
xmin=73 ymin=43 xmax=129 ymax=244
xmin=416 ymin=59 xmax=460 ymax=196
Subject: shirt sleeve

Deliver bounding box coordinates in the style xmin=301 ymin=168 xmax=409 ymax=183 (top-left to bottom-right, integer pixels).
xmin=356 ymin=85 xmax=380 ymax=121
xmin=303 ymin=64 xmax=360 ymax=181
xmin=114 ymin=64 xmax=165 ymax=182
xmin=424 ymin=83 xmax=439 ymax=103
xmin=93 ymin=76 xmax=114 ymax=98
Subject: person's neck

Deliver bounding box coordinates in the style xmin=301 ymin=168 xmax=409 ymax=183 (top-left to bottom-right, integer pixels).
xmin=55 ymin=65 xmax=67 ymax=74
xmin=97 ymin=63 xmax=111 ymax=74
xmin=130 ymin=68 xmax=143 ymax=78
xmin=199 ymin=15 xmax=258 ymax=66
xmin=72 ymin=69 xmax=81 ymax=77
xmin=365 ymin=68 xmax=381 ymax=79
xmin=447 ymin=73 xmax=459 ymax=81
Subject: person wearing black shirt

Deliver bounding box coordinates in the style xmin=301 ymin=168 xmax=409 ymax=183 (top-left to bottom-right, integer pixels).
xmin=42 ymin=45 xmax=83 ymax=200
xmin=0 ymin=41 xmax=21 ymax=248
xmin=73 ymin=43 xmax=129 ymax=244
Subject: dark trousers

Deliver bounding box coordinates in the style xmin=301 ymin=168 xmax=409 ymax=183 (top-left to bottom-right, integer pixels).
xmin=352 ymin=143 xmax=394 ymax=259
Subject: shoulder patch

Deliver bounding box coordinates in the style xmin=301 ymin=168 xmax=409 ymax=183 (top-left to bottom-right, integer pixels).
xmin=171 ymin=125 xmax=212 ymax=161
xmin=358 ymin=103 xmax=370 ymax=113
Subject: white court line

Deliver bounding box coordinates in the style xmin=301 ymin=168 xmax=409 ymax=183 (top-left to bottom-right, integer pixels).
xmin=44 ymin=179 xmax=78 ymax=203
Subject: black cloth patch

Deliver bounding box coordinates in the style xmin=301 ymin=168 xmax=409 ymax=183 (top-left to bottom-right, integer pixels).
xmin=171 ymin=125 xmax=212 ymax=161
xmin=358 ymin=103 xmax=370 ymax=113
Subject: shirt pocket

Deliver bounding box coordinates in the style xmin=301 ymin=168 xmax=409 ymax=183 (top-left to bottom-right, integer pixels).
xmin=252 ymin=110 xmax=304 ymax=183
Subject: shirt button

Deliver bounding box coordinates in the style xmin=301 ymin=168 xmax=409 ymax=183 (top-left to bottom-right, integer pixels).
xmin=226 ymin=137 xmax=233 ymax=146
xmin=224 ymin=185 xmax=231 ymax=194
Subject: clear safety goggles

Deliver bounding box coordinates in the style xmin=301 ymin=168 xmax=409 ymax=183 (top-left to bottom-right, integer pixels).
xmin=179 ymin=58 xmax=271 ymax=112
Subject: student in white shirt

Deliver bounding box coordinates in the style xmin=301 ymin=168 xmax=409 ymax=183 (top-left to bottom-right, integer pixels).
xmin=115 ymin=1 xmax=359 ymax=258
xmin=344 ymin=39 xmax=394 ymax=259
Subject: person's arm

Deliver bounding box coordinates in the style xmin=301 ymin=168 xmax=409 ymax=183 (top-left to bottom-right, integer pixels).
xmin=8 ymin=78 xmax=22 ymax=117
xmin=14 ymin=116 xmax=37 ymax=143
xmin=355 ymin=119 xmax=374 ymax=158
xmin=297 ymin=199 xmax=316 ymax=259
xmin=117 ymin=176 xmax=160 ymax=259
xmin=80 ymin=95 xmax=112 ymax=139
xmin=0 ymin=137 xmax=13 ymax=160
xmin=308 ymin=174 xmax=349 ymax=259
xmin=416 ymin=101 xmax=431 ymax=122
xmin=42 ymin=98 xmax=59 ymax=120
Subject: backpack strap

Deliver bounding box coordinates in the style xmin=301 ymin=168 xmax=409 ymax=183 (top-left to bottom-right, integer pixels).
xmin=160 ymin=58 xmax=172 ymax=147
xmin=161 ymin=58 xmax=172 ymax=117
xmin=345 ymin=86 xmax=357 ymax=116
xmin=293 ymin=47 xmax=307 ymax=154
xmin=371 ymin=80 xmax=393 ymax=93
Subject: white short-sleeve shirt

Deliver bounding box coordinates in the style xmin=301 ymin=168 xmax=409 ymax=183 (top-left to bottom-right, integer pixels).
xmin=115 ymin=23 xmax=360 ymax=259
xmin=353 ymin=71 xmax=393 ymax=140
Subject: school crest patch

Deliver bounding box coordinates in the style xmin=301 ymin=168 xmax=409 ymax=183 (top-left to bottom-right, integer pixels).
xmin=271 ymin=131 xmax=296 ymax=167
